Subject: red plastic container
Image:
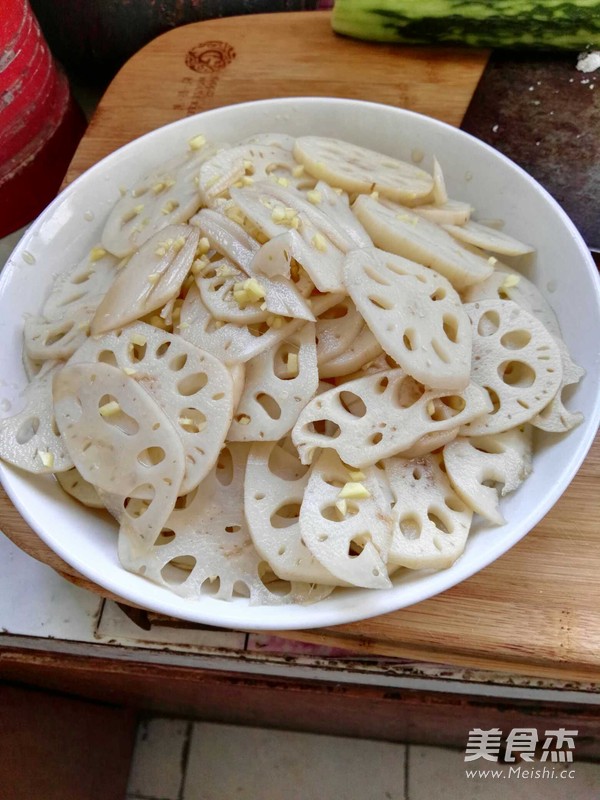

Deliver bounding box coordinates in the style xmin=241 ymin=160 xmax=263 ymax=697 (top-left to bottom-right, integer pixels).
xmin=0 ymin=0 xmax=86 ymax=237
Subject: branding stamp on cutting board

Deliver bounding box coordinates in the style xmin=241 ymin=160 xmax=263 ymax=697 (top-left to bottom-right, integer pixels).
xmin=185 ymin=41 xmax=236 ymax=74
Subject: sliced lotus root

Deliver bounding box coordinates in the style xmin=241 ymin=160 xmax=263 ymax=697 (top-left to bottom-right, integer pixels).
xmin=69 ymin=322 xmax=234 ymax=494
xmin=245 ymin=439 xmax=339 ymax=585
xmin=443 ymin=220 xmax=534 ymax=256
xmin=443 ymin=426 xmax=532 ymax=525
xmin=462 ymin=300 xmax=563 ymax=436
xmin=344 ymin=248 xmax=471 ymax=390
xmin=414 ymin=200 xmax=472 ymax=226
xmin=396 ymin=427 xmax=459 ymax=459
xmin=431 ymin=157 xmax=449 ymax=206
xmin=42 ymin=248 xmax=119 ymax=322
xmin=53 ymin=362 xmax=185 ymax=555
xmin=321 ymin=328 xmax=385 ymax=381
xmin=333 ymin=351 xmax=397 ymax=384
xmin=92 ymin=225 xmax=199 ymax=336
xmin=462 ymin=265 xmax=561 ymax=339
xmin=353 ymin=195 xmax=494 ymax=290
xmin=292 ymin=368 xmax=491 ymax=468
xmin=191 ymin=207 xmax=259 ymax=273
xmin=0 ymin=365 xmax=73 ymax=473
xmin=292 ymin=368 xmax=492 ymax=468
xmin=120 ymin=443 xmax=331 ymax=605
xmin=56 ymin=467 xmax=104 ymax=508
xmin=226 ymin=363 xmax=245 ymax=413
xmin=101 ymin=147 xmax=214 ymax=257
xmin=531 ymin=338 xmax=584 ymax=433
xmin=316 ymin=297 xmax=364 ymax=367
xmin=228 ymin=323 xmax=318 ymax=442
xmin=241 ymin=132 xmax=297 ymax=151
xmin=198 ymin=260 xmax=268 ymax=325
xmin=384 ymin=453 xmax=472 ymax=570
xmin=309 ymin=181 xmax=372 ymax=249
xmin=193 ymin=211 xmax=314 ymax=321
xmin=24 ymin=305 xmax=94 ymax=362
xmin=298 ymin=449 xmax=392 ymax=589
xmin=198 ymin=143 xmax=301 ymax=203
xmin=230 ymin=185 xmax=345 ymax=292
xmin=180 ymin=285 xmax=339 ymax=366
xmin=254 ymin=181 xmax=359 ymax=253
xmin=293 ymin=136 xmax=434 ymax=204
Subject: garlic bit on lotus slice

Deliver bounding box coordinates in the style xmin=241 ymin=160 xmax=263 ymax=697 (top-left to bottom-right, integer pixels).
xmin=384 ymin=453 xmax=472 ymax=571
xmin=230 ymin=184 xmax=346 ymax=292
xmin=299 ymin=449 xmax=393 ymax=589
xmin=344 ymin=247 xmax=472 ymax=390
xmin=292 ymin=368 xmax=492 ymax=469
xmin=443 ymin=426 xmax=533 ymax=525
xmin=91 ymin=224 xmax=199 ymax=336
xmin=52 ymin=362 xmax=185 ymax=559
xmin=198 ymin=142 xmax=307 ymax=205
xmin=68 ymin=322 xmax=234 ymax=494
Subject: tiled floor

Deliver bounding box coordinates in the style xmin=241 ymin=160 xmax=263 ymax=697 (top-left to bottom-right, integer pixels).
xmin=126 ymin=716 xmax=600 ymax=800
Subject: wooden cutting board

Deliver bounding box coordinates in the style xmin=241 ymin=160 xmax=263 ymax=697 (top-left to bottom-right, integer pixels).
xmin=3 ymin=11 xmax=600 ymax=682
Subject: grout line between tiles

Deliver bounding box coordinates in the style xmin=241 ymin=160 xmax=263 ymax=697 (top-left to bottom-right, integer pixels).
xmin=177 ymin=721 xmax=194 ymax=800
xmin=404 ymin=744 xmax=410 ymax=800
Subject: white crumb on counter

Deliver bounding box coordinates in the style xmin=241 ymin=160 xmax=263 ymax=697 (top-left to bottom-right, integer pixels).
xmin=577 ymin=51 xmax=600 ymax=73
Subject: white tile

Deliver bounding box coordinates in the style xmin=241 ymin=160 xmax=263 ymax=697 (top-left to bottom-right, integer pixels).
xmin=183 ymin=723 xmax=406 ymax=800
xmin=408 ymin=745 xmax=600 ymax=800
xmin=127 ymin=716 xmax=191 ymax=800
xmin=0 ymin=533 xmax=103 ymax=640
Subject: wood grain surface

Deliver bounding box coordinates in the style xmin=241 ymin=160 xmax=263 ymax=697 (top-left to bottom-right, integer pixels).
xmin=3 ymin=11 xmax=599 ymax=681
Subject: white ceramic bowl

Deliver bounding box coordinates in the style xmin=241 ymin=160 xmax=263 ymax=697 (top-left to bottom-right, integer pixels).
xmin=1 ymin=98 xmax=599 ymax=630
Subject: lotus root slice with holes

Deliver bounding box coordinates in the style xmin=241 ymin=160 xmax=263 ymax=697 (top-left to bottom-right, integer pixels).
xmin=69 ymin=322 xmax=234 ymax=495
xmin=443 ymin=426 xmax=533 ymax=525
xmin=344 ymin=247 xmax=471 ymax=390
xmin=293 ymin=136 xmax=434 ymax=203
xmin=101 ymin=147 xmax=216 ymax=257
xmin=531 ymin=338 xmax=584 ymax=433
xmin=353 ymin=195 xmax=493 ymax=290
xmin=0 ymin=365 xmax=73 ymax=473
xmin=292 ymin=368 xmax=492 ymax=468
xmin=443 ymin=220 xmax=534 ymax=256
xmin=120 ymin=443 xmax=332 ymax=605
xmin=462 ymin=300 xmax=563 ymax=436
xmin=384 ymin=453 xmax=472 ymax=570
xmin=462 ymin=265 xmax=561 ymax=339
xmin=245 ymin=439 xmax=340 ymax=585
xmin=42 ymin=249 xmax=119 ymax=322
xmin=56 ymin=467 xmax=104 ymax=508
xmin=299 ymin=449 xmax=393 ymax=589
xmin=92 ymin=224 xmax=199 ymax=336
xmin=52 ymin=362 xmax=185 ymax=556
xmin=228 ymin=322 xmax=318 ymax=442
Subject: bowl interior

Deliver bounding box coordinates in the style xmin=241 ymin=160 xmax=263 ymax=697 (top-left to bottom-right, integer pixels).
xmin=1 ymin=97 xmax=599 ymax=630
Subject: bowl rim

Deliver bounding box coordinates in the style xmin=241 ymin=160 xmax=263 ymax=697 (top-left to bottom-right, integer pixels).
xmin=1 ymin=96 xmax=599 ymax=630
